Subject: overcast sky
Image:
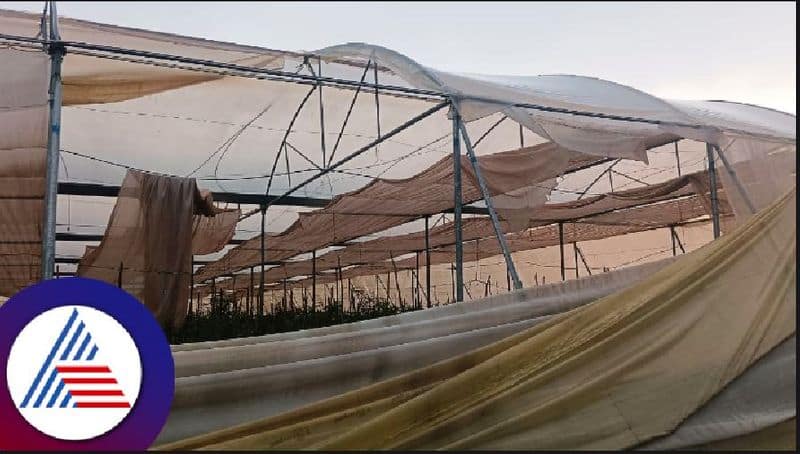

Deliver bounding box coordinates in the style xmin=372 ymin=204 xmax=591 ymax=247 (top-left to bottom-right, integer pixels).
xmin=3 ymin=1 xmax=796 ymax=113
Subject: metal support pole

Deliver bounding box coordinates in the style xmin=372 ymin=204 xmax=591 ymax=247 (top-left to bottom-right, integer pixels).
xmin=671 ymin=226 xmax=686 ymax=254
xmin=337 ymin=256 xmax=343 ymax=306
xmin=311 ymin=249 xmax=317 ymax=311
xmin=116 ymin=261 xmax=123 ymax=288
xmin=452 ymin=110 xmax=464 ymax=302
xmin=706 ymin=143 xmax=721 ymax=239
xmin=576 ymin=245 xmax=593 ymax=276
xmin=455 ymin=110 xmax=523 ymax=290
xmin=333 ymin=275 xmax=338 ymax=307
xmin=40 ymin=3 xmax=64 ymax=280
xmin=670 ymin=226 xmax=677 ymax=256
xmin=675 ymin=141 xmax=682 ymax=177
xmin=558 ymin=222 xmax=565 ymax=281
xmin=373 ymin=61 xmax=381 ymax=156
xmin=393 ymin=265 xmax=402 ymax=308
xmin=450 ymin=263 xmax=455 ymax=303
xmin=415 ymin=252 xmax=420 ymax=309
xmin=573 ymin=242 xmax=579 ymax=278
xmin=713 ymin=144 xmax=757 ymax=215
xmin=424 ymin=215 xmax=431 ymax=308
xmin=259 ymin=205 xmax=266 ymax=316
xmin=189 ymin=264 xmax=194 ymax=314
xmin=317 ymin=57 xmax=326 ymax=167
xmin=246 ymin=287 xmax=251 ymax=315
xmin=249 ymin=266 xmax=254 ymax=314
xmin=231 ymin=274 xmax=237 ymax=311
xmin=339 ymin=267 xmax=343 ymax=308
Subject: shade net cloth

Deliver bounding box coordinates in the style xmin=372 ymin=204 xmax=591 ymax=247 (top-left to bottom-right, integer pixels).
xmin=715 ymin=135 xmax=796 ymax=229
xmin=0 ymin=9 xmax=285 ymax=106
xmin=191 ymin=205 xmax=240 ymax=256
xmin=196 ymin=169 xmax=726 ymax=297
xmin=160 ymin=186 xmax=795 ymax=450
xmin=76 ymin=169 xmax=238 ymax=329
xmin=340 ymin=187 xmax=717 ymax=284
xmin=0 ymin=46 xmax=48 ymax=297
xmin=194 ymin=142 xmax=588 ymax=283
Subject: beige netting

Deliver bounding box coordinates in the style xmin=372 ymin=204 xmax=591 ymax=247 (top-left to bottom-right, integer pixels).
xmin=194 ymin=142 xmax=590 ymax=282
xmin=198 ymin=173 xmax=726 ymax=300
xmin=77 ymin=169 xmax=239 ymax=329
xmin=714 ymin=134 xmax=796 ymax=227
xmin=0 ymin=9 xmax=286 ymax=106
xmin=333 ymin=197 xmax=715 ymax=286
xmin=192 ymin=206 xmax=240 ymax=255
xmin=0 ymin=46 xmax=48 ymax=297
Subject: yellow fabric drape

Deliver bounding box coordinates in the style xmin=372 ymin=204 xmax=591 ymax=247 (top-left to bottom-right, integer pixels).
xmin=159 ymin=187 xmax=795 ymax=451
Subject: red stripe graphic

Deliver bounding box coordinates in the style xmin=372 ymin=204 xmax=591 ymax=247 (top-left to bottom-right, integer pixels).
xmin=75 ymin=402 xmax=131 ymax=408
xmin=56 ymin=366 xmax=111 ymax=373
xmin=55 ymin=361 xmax=131 ymax=408
xmin=62 ymin=378 xmax=118 ymax=384
xmin=70 ymin=390 xmax=124 ymax=396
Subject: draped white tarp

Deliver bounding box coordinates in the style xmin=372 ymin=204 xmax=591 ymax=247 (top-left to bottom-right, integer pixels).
xmin=160 ymin=254 xmax=795 ymax=447
xmin=316 ymin=43 xmax=795 ymax=161
xmin=161 ymin=258 xmax=676 ymax=443
xmin=639 ymin=334 xmax=795 ymax=450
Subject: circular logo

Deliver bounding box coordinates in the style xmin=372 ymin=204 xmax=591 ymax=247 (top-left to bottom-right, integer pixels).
xmin=7 ymin=306 xmax=143 ymax=440
xmin=0 ymin=278 xmax=174 ymax=450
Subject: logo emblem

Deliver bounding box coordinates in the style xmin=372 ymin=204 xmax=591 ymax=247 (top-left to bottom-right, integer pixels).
xmin=8 ymin=306 xmax=142 ymax=440
xmin=0 ymin=278 xmax=173 ymax=450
